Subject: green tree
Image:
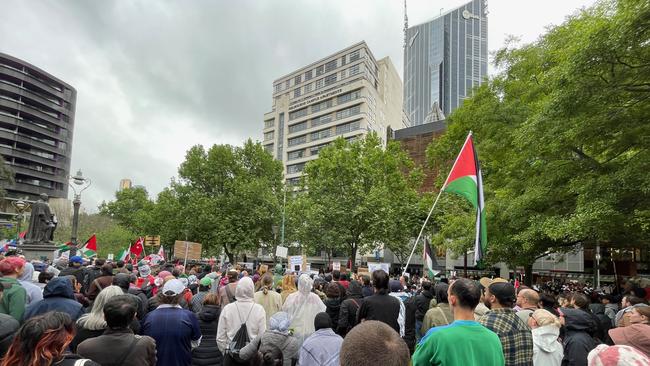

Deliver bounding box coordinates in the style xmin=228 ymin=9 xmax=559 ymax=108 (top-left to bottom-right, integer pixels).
xmin=54 ymin=213 xmax=137 ymax=258
xmin=0 ymin=155 xmax=14 ymax=198
xmin=298 ymin=133 xmax=424 ymax=266
xmin=427 ymin=0 xmax=650 ymax=279
xmin=98 ymin=186 xmax=154 ymax=234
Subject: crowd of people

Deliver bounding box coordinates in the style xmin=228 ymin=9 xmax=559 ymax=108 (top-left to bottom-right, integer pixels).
xmin=0 ymin=253 xmax=649 ymax=366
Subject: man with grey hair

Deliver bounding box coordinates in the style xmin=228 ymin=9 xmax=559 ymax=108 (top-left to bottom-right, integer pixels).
xmin=516 ymin=288 xmax=540 ymax=325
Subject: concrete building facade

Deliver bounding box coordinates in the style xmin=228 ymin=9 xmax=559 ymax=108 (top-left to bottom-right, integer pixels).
xmin=404 ymin=0 xmax=488 ymax=125
xmin=263 ymin=42 xmax=407 ymax=184
xmin=0 ymin=53 xmax=76 ymax=219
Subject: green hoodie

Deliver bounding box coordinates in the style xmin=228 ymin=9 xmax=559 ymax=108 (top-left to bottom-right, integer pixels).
xmin=0 ymin=277 xmax=26 ymax=323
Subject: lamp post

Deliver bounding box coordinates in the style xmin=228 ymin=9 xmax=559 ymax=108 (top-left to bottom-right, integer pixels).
xmin=11 ymin=198 xmax=30 ymax=242
xmin=595 ymin=244 xmax=601 ymax=289
xmin=69 ymin=169 xmax=91 ymax=254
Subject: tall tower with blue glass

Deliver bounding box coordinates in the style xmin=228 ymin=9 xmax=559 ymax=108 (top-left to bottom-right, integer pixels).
xmin=403 ymin=0 xmax=488 ymax=126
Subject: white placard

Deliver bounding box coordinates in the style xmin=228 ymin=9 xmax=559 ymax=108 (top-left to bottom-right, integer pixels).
xmin=332 ymin=261 xmax=340 ymax=271
xmin=289 ymin=255 xmax=303 ymax=272
xmin=276 ymin=246 xmax=288 ymax=258
xmin=107 ymin=253 xmax=114 ymax=261
xmin=367 ymin=262 xmax=390 ymax=274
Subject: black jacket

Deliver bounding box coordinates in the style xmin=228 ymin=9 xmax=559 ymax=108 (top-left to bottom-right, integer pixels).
xmin=413 ymin=290 xmax=434 ymax=321
xmin=24 ymin=277 xmax=84 ymax=321
xmin=192 ymin=305 xmax=222 ymax=366
xmin=338 ymin=281 xmax=365 ymax=336
xmin=0 ymin=313 xmax=19 ymax=358
xmin=324 ymin=297 xmax=342 ymax=333
xmin=561 ymin=308 xmax=599 ymax=366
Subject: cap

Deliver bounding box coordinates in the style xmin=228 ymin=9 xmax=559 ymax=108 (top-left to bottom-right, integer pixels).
xmin=162 ymin=279 xmax=185 ymax=296
xmin=70 ymin=256 xmax=83 ymax=264
xmin=608 ymin=324 xmax=650 ymax=356
xmin=587 ymin=344 xmax=650 ymax=366
xmin=200 ymin=277 xmax=212 ymax=287
xmin=488 ymin=282 xmax=516 ymax=305
xmin=479 ymin=277 xmax=508 ymax=289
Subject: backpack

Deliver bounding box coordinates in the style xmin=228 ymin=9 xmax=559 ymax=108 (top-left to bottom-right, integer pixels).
xmin=224 ymin=303 xmax=254 ymax=366
xmin=81 ymin=267 xmax=101 ymax=294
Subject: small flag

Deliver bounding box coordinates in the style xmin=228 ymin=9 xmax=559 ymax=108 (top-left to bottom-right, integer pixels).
xmin=442 ymin=132 xmax=487 ymax=264
xmin=55 ymin=242 xmax=72 ymax=259
xmin=423 ymin=238 xmax=438 ymax=278
xmin=117 ymin=245 xmax=131 ymax=262
xmin=157 ymin=245 xmax=165 ymax=260
xmin=80 ymin=234 xmax=97 ymax=257
xmin=18 ymin=231 xmax=26 ymax=239
xmin=129 ymin=237 xmax=144 ymax=257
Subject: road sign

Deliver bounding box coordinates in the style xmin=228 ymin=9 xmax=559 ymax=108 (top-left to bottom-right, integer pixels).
xmin=144 ymin=235 xmax=160 ymax=246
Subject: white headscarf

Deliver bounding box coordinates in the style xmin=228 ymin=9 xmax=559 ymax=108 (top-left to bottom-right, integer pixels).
xmin=282 ymin=274 xmax=326 ymax=343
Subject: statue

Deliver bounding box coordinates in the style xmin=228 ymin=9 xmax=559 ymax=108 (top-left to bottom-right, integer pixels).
xmin=25 ymin=193 xmax=56 ymax=243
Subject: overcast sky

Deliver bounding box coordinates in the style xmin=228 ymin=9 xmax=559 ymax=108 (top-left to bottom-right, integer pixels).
xmin=0 ymin=0 xmax=596 ymax=211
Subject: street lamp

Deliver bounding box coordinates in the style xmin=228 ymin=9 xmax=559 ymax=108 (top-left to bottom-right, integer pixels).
xmin=69 ymin=169 xmax=91 ymax=252
xmin=11 ymin=198 xmax=30 ymax=241
xmin=595 ymin=244 xmax=602 ymax=289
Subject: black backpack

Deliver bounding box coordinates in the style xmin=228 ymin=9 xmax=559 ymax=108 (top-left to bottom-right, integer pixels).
xmin=223 ymin=304 xmax=254 ymax=366
xmin=81 ymin=267 xmax=101 ymax=294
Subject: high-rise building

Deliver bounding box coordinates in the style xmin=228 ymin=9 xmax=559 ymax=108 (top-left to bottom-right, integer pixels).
xmin=263 ymin=42 xmax=407 ymax=184
xmin=404 ymin=0 xmax=488 ymax=126
xmin=0 ymin=53 xmax=76 ymax=215
xmin=119 ymin=179 xmax=132 ymax=191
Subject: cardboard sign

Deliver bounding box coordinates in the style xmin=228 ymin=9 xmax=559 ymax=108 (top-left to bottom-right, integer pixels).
xmin=173 ymin=240 xmax=202 ymax=261
xmin=276 ymin=246 xmax=288 ymax=258
xmin=332 ymin=261 xmax=341 ymax=271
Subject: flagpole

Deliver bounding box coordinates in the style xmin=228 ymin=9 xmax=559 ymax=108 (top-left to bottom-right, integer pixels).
xmin=402 ymin=187 xmax=445 ymax=276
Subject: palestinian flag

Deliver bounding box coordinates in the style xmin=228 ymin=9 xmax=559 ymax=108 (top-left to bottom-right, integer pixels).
xmin=117 ymin=245 xmax=131 ymax=261
xmin=80 ymin=234 xmax=97 ymax=257
xmin=56 ymin=242 xmax=72 ymax=259
xmin=423 ymin=238 xmax=438 ymax=278
xmin=442 ymin=132 xmax=487 ymax=263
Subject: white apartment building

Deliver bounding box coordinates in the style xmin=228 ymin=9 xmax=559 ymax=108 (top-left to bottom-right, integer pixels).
xmin=263 ymin=41 xmax=407 ymax=184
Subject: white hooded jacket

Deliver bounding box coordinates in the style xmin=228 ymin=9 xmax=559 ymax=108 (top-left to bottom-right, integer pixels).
xmin=532 ymin=324 xmax=563 ymax=366
xmin=216 ymin=277 xmax=267 ymax=353
xmin=282 ymin=274 xmax=326 ymax=344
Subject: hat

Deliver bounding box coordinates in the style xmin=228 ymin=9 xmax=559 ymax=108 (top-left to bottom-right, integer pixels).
xmin=162 ymin=279 xmax=185 ymax=296
xmin=588 ymin=344 xmax=650 ymax=366
xmin=269 ymin=311 xmax=291 ymax=333
xmin=609 ymin=324 xmax=650 ymax=356
xmin=389 ymin=279 xmax=402 ymax=292
xmin=488 ymin=282 xmax=516 ymax=305
xmin=70 ymin=256 xmax=83 ymax=264
xmin=200 ymin=277 xmax=212 ymax=287
xmin=479 ymin=277 xmax=508 ymax=289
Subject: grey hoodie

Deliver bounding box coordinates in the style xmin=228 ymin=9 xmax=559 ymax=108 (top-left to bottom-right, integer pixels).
xmin=18 ymin=262 xmax=43 ymax=305
xmin=239 ymin=330 xmax=300 ymax=366
xmin=532 ymin=325 xmax=563 ymax=366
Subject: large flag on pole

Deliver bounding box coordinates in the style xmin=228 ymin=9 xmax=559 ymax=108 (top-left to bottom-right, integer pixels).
xmin=80 ymin=234 xmax=97 ymax=257
xmin=442 ymin=132 xmax=487 ymax=263
xmin=130 ymin=237 xmax=144 ymax=257
xmin=117 ymin=245 xmax=131 ymax=261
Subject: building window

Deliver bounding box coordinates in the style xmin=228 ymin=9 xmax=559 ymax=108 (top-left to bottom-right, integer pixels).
xmin=285 ymin=80 xmax=291 ymax=89
xmin=286 ymin=177 xmax=301 ymax=186
xmin=336 ymin=105 xmax=361 ymax=120
xmin=316 ymin=65 xmax=324 ymax=76
xmin=289 ymin=107 xmax=308 ymax=121
xmin=264 ymin=144 xmax=274 ymax=154
xmin=324 ymin=60 xmax=337 ymax=73
xmin=341 ymin=56 xmax=347 ymax=66
xmin=324 ymin=74 xmax=337 ymax=86
xmin=288 ymin=134 xmax=307 ymax=147
xmin=305 ymin=70 xmax=313 ymax=80
xmin=288 ymin=121 xmax=308 ymax=134
xmin=294 ymin=88 xmax=301 ymax=98
xmin=287 ymin=163 xmax=305 ymax=174
xmin=304 ymin=83 xmax=312 ymax=93
xmin=337 ymin=90 xmax=361 ymax=104
xmin=350 ymin=50 xmax=360 ymax=61
xmin=287 ymin=149 xmax=305 ymax=161
xmin=311 ymin=99 xmax=333 ymax=113
xmin=349 ymin=64 xmax=360 ymax=76
xmin=264 ymin=119 xmax=274 ymax=128
xmin=315 ymin=79 xmax=324 ymax=89
xmin=294 ymin=75 xmax=301 ymax=85
xmin=310 ymin=128 xmax=331 ymax=142
xmin=274 ymin=84 xmax=281 ymax=93
xmin=264 ymin=131 xmax=274 ymax=141
xmin=310 ymin=142 xmax=330 ymax=156
xmin=311 ymin=114 xmax=332 ymax=127
xmin=336 ymin=120 xmax=361 ymax=135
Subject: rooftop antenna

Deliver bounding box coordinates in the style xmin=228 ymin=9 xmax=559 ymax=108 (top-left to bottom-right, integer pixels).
xmin=403 ymin=0 xmax=408 ymax=49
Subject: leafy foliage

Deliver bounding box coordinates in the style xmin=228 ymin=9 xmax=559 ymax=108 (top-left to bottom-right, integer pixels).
xmin=427 ymin=0 xmax=650 ymax=269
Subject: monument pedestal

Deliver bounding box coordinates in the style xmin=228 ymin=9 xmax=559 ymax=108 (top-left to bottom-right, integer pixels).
xmin=20 ymin=242 xmax=57 ymax=261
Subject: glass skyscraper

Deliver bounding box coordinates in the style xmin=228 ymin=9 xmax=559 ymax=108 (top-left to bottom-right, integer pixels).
xmin=404 ymin=0 xmax=488 ymax=126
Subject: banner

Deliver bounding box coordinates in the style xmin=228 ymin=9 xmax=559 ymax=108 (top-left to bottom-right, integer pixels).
xmin=367 ymin=262 xmax=390 ymax=274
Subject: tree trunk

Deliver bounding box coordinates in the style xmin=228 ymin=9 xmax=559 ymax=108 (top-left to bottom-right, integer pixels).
xmin=524 ymin=263 xmax=533 ymax=287
xmin=349 ymin=243 xmax=357 ymax=271
xmin=224 ymin=246 xmax=236 ymax=264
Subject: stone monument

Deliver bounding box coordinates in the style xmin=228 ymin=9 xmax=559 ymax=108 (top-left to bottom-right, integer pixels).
xmin=21 ymin=193 xmax=58 ymax=260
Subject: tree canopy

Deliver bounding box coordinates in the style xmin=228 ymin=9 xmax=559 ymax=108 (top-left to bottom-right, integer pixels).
xmin=427 ymin=0 xmax=650 ymax=270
